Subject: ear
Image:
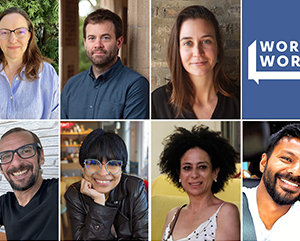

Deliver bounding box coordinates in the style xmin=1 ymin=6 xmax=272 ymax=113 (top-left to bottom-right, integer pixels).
xmin=116 ymin=36 xmax=124 ymax=49
xmin=39 ymin=149 xmax=45 ymax=165
xmin=213 ymin=167 xmax=220 ymax=180
xmin=260 ymin=153 xmax=268 ymax=173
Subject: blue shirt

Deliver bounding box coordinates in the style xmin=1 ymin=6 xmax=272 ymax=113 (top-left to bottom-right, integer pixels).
xmin=0 ymin=62 xmax=59 ymax=119
xmin=61 ymin=58 xmax=149 ymax=119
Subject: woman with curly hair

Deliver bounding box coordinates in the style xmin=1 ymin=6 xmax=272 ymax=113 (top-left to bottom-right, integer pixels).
xmin=159 ymin=125 xmax=240 ymax=241
xmin=152 ymin=5 xmax=239 ymax=119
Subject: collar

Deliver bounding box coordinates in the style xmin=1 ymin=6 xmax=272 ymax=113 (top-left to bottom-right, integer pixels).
xmin=88 ymin=57 xmax=123 ymax=82
xmin=107 ymin=173 xmax=128 ymax=204
xmin=0 ymin=63 xmax=26 ymax=79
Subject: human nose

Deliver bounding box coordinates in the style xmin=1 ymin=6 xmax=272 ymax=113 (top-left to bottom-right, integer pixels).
xmin=289 ymin=161 xmax=300 ymax=177
xmin=9 ymin=152 xmax=23 ymax=166
xmin=98 ymin=163 xmax=109 ymax=175
xmin=94 ymin=38 xmax=104 ymax=48
xmin=191 ymin=167 xmax=199 ymax=178
xmin=193 ymin=43 xmax=204 ymax=56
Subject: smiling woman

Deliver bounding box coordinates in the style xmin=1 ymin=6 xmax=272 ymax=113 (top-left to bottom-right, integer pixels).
xmin=158 ymin=125 xmax=240 ymax=241
xmin=0 ymin=7 xmax=59 ymax=119
xmin=152 ymin=5 xmax=240 ymax=119
xmin=64 ymin=128 xmax=148 ymax=240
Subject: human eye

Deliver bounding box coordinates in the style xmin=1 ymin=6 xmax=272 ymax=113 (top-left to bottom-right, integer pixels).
xmin=0 ymin=152 xmax=12 ymax=162
xmin=202 ymin=39 xmax=212 ymax=44
xmin=102 ymin=36 xmax=110 ymax=41
xmin=183 ymin=40 xmax=193 ymax=47
xmin=280 ymin=156 xmax=292 ymax=162
xmin=199 ymin=165 xmax=208 ymax=170
xmin=108 ymin=160 xmax=120 ymax=167
xmin=182 ymin=165 xmax=191 ymax=171
xmin=0 ymin=30 xmax=8 ymax=36
xmin=88 ymin=36 xmax=95 ymax=41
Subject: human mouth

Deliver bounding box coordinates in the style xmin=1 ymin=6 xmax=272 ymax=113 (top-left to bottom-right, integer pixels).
xmin=189 ymin=182 xmax=203 ymax=187
xmin=94 ymin=179 xmax=112 ymax=185
xmin=280 ymin=178 xmax=299 ymax=187
xmin=191 ymin=61 xmax=207 ymax=66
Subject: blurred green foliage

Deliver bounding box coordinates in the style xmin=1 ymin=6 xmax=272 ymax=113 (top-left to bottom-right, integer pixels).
xmin=79 ymin=15 xmax=90 ymax=73
xmin=0 ymin=0 xmax=59 ymax=73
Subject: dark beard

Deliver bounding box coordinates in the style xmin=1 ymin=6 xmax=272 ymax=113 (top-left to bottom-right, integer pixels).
xmin=87 ymin=46 xmax=118 ymax=70
xmin=263 ymin=168 xmax=300 ymax=205
xmin=6 ymin=158 xmax=41 ymax=191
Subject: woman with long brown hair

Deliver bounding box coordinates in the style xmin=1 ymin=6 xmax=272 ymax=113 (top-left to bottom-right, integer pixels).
xmin=0 ymin=7 xmax=58 ymax=119
xmin=152 ymin=5 xmax=239 ymax=119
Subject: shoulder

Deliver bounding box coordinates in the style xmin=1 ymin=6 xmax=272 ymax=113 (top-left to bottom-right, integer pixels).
xmin=152 ymin=85 xmax=169 ymax=99
xmin=122 ymin=174 xmax=145 ymax=192
xmin=42 ymin=178 xmax=58 ymax=193
xmin=65 ymin=181 xmax=81 ymax=198
xmin=62 ymin=69 xmax=90 ymax=92
xmin=165 ymin=206 xmax=180 ymax=224
xmin=218 ymin=202 xmax=239 ymax=216
xmin=121 ymin=65 xmax=148 ymax=82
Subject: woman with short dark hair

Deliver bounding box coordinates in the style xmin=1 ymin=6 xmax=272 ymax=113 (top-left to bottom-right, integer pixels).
xmin=64 ymin=129 xmax=148 ymax=240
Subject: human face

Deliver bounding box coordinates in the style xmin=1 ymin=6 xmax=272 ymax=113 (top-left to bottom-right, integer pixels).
xmin=260 ymin=137 xmax=300 ymax=205
xmin=84 ymin=20 xmax=123 ymax=69
xmin=0 ymin=13 xmax=31 ymax=63
xmin=82 ymin=158 xmax=122 ymax=196
xmin=179 ymin=147 xmax=219 ymax=197
xmin=179 ymin=18 xmax=218 ymax=79
xmin=0 ymin=131 xmax=44 ymax=191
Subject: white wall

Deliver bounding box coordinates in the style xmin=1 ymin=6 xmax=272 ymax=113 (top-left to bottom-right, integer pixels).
xmin=0 ymin=120 xmax=59 ymax=196
xmin=151 ymin=121 xmax=222 ymax=184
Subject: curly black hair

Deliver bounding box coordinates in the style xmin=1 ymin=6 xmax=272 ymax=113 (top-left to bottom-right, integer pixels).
xmin=158 ymin=125 xmax=238 ymax=194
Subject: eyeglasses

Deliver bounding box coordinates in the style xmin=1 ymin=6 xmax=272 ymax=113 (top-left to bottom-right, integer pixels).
xmin=0 ymin=27 xmax=30 ymax=40
xmin=84 ymin=159 xmax=123 ymax=175
xmin=0 ymin=143 xmax=41 ymax=165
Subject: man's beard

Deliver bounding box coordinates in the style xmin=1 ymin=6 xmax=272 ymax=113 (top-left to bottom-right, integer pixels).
xmin=263 ymin=165 xmax=300 ymax=205
xmin=5 ymin=158 xmax=41 ymax=191
xmin=86 ymin=46 xmax=118 ymax=69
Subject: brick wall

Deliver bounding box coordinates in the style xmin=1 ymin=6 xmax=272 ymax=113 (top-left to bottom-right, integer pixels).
xmin=0 ymin=121 xmax=59 ymax=197
xmin=151 ymin=0 xmax=240 ymax=91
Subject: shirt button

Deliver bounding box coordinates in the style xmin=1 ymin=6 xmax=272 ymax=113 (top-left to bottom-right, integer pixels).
xmin=90 ymin=105 xmax=93 ymax=108
xmin=95 ymin=86 xmax=98 ymax=89
xmin=16 ymin=77 xmax=19 ymax=80
xmin=10 ymin=96 xmax=13 ymax=99
xmin=94 ymin=225 xmax=100 ymax=231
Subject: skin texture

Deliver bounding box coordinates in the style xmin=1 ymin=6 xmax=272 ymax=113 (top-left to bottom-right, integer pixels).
xmin=0 ymin=13 xmax=31 ymax=66
xmin=162 ymin=147 xmax=240 ymax=241
xmin=257 ymin=137 xmax=300 ymax=230
xmin=84 ymin=20 xmax=123 ymax=78
xmin=81 ymin=158 xmax=122 ymax=205
xmin=179 ymin=18 xmax=219 ymax=119
xmin=0 ymin=131 xmax=44 ymax=206
xmin=179 ymin=18 xmax=218 ymax=80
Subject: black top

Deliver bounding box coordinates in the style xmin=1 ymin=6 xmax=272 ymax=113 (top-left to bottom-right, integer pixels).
xmin=0 ymin=178 xmax=58 ymax=240
xmin=64 ymin=173 xmax=148 ymax=240
xmin=151 ymin=84 xmax=240 ymax=119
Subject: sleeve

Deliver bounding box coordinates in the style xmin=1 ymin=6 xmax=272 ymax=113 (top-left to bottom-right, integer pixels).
xmin=60 ymin=85 xmax=69 ymax=119
xmin=123 ymin=77 xmax=149 ymax=119
xmin=50 ymin=69 xmax=59 ymax=119
xmin=64 ymin=185 xmax=118 ymax=240
xmin=151 ymin=92 xmax=157 ymax=119
xmin=131 ymin=179 xmax=148 ymax=240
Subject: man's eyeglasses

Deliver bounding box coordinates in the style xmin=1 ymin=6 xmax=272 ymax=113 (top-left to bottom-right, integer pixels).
xmin=84 ymin=159 xmax=123 ymax=175
xmin=0 ymin=143 xmax=41 ymax=165
xmin=0 ymin=27 xmax=30 ymax=40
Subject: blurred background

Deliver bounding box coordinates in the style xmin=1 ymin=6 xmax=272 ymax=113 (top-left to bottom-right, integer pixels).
xmin=60 ymin=121 xmax=149 ymax=240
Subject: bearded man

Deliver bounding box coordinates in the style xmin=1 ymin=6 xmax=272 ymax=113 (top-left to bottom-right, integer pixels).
xmin=0 ymin=127 xmax=58 ymax=240
xmin=61 ymin=8 xmax=149 ymax=119
xmin=243 ymin=123 xmax=300 ymax=241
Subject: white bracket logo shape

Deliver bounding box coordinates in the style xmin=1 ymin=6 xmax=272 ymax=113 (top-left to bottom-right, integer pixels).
xmin=248 ymin=40 xmax=300 ymax=84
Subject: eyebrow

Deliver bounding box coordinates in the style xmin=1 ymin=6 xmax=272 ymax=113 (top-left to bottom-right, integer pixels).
xmin=279 ymin=150 xmax=296 ymax=157
xmin=180 ymin=34 xmax=214 ymax=41
xmin=181 ymin=161 xmax=209 ymax=165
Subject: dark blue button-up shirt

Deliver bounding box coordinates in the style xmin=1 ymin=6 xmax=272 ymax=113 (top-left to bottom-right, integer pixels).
xmin=61 ymin=58 xmax=149 ymax=119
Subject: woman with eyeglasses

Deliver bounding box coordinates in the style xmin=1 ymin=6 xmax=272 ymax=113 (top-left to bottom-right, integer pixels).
xmin=64 ymin=129 xmax=148 ymax=241
xmin=0 ymin=7 xmax=58 ymax=119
